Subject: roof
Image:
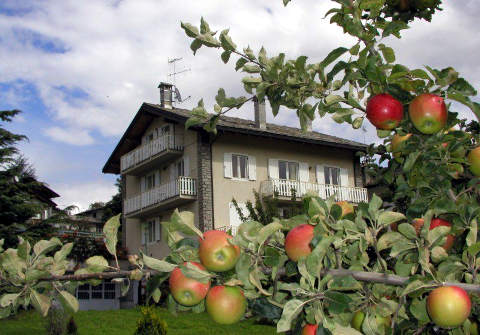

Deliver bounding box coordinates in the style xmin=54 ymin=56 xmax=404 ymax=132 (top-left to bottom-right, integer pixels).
xmin=103 ymin=103 xmax=367 ymax=174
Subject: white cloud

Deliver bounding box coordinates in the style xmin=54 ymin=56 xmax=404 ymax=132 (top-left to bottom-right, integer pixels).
xmin=1 ymin=0 xmax=477 ymax=148
xmin=52 ymin=180 xmax=117 ymax=213
xmin=44 ymin=126 xmax=95 ymax=145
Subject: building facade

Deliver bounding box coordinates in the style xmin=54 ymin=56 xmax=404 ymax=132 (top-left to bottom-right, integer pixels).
xmin=103 ymin=85 xmax=368 ymax=259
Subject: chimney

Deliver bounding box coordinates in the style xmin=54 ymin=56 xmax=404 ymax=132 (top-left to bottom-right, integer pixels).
xmin=158 ymin=82 xmax=174 ymax=109
xmin=253 ymin=96 xmax=266 ymax=130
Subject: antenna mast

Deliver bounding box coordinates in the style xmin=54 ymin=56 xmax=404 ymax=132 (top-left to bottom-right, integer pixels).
xmin=168 ymin=57 xmax=191 ymax=86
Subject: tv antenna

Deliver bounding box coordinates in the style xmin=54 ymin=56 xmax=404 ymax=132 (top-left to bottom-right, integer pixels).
xmin=167 ymin=57 xmax=191 ymax=104
xmin=168 ymin=57 xmax=191 ymax=86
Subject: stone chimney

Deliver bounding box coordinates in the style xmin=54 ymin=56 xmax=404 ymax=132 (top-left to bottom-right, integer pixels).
xmin=253 ymin=96 xmax=266 ymax=130
xmin=158 ymin=82 xmax=173 ymax=109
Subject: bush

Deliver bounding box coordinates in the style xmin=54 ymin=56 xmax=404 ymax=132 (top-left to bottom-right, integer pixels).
xmin=134 ymin=306 xmax=168 ymax=335
xmin=66 ymin=316 xmax=78 ymax=335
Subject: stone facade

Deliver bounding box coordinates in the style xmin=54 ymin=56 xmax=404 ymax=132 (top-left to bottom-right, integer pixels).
xmin=197 ymin=132 xmax=214 ymax=231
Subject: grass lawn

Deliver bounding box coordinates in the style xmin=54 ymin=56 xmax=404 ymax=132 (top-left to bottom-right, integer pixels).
xmin=1 ymin=307 xmax=278 ymax=335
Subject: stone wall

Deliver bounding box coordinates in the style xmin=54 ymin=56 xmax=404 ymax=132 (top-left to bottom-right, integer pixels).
xmin=197 ymin=132 xmax=214 ymax=231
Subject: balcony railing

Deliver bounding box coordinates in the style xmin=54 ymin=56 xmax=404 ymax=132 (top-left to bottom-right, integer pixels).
xmin=261 ymin=179 xmax=368 ymax=203
xmin=216 ymin=225 xmax=239 ymax=236
xmin=57 ymin=230 xmax=105 ymax=239
xmin=120 ymin=135 xmax=183 ymax=172
xmin=124 ymin=177 xmax=196 ymax=215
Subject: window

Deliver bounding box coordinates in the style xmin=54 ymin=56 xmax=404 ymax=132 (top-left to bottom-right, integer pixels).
xmin=103 ymin=283 xmax=116 ymax=299
xmin=145 ymin=173 xmax=156 ymax=190
xmin=158 ymin=125 xmax=170 ymax=137
xmin=232 ymin=154 xmax=248 ymax=179
xmin=77 ymin=284 xmax=90 ymax=300
xmin=176 ymin=160 xmax=184 ymax=177
xmin=324 ymin=166 xmax=340 ymax=185
xmin=146 ymin=220 xmax=156 ymax=244
xmin=91 ymin=284 xmax=103 ymax=299
xmin=279 ymin=161 xmax=299 ymax=180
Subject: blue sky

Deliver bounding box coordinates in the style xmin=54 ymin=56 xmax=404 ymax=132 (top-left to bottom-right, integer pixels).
xmin=1 ymin=0 xmax=479 ymax=211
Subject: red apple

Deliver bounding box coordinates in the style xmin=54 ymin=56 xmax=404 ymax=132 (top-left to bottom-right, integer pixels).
xmin=302 ymin=324 xmax=318 ymax=335
xmin=284 ymin=224 xmax=315 ymax=262
xmin=427 ymin=286 xmax=471 ymax=328
xmin=336 ymin=201 xmax=354 ymax=218
xmin=199 ymin=230 xmax=240 ymax=272
xmin=409 ymin=93 xmax=447 ymax=134
xmin=468 ymin=146 xmax=480 ymax=177
xmin=169 ymin=261 xmax=210 ymax=306
xmin=206 ymin=286 xmax=247 ymax=325
xmin=411 ymin=218 xmax=454 ymax=250
xmin=391 ymin=133 xmax=412 ymax=162
xmin=366 ymin=93 xmax=404 ymax=130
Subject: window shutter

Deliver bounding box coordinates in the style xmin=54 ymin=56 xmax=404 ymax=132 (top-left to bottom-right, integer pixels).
xmin=183 ymin=156 xmax=190 ymax=177
xmin=155 ymin=170 xmax=160 ymax=187
xmin=224 ymin=153 xmax=233 ymax=178
xmin=140 ymin=176 xmax=145 ymax=193
xmin=340 ymin=168 xmax=349 ymax=186
xmin=268 ymin=159 xmax=279 ymax=179
xmin=316 ymin=165 xmax=325 ymax=184
xmin=299 ymin=163 xmax=309 ymax=182
xmin=155 ymin=218 xmax=161 ymax=241
xmin=248 ymin=156 xmax=256 ymax=180
xmin=316 ymin=165 xmax=326 ymax=198
xmin=141 ymin=224 xmax=145 ymax=245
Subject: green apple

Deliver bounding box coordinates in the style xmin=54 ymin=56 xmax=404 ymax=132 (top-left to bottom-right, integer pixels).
xmin=391 ymin=133 xmax=412 ymax=162
xmin=409 ymin=93 xmax=447 ymax=134
xmin=468 ymin=146 xmax=480 ymax=177
xmin=169 ymin=261 xmax=210 ymax=306
xmin=206 ymin=286 xmax=247 ymax=325
xmin=199 ymin=230 xmax=240 ymax=272
xmin=427 ymin=286 xmax=471 ymax=328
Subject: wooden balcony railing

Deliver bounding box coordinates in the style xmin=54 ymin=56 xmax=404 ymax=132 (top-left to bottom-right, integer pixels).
xmin=124 ymin=177 xmax=196 ymax=215
xmin=120 ymin=135 xmax=183 ymax=172
xmin=261 ymin=179 xmax=369 ymax=203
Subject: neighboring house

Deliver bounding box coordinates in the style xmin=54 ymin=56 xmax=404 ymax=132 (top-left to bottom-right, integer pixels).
xmin=102 ymin=83 xmax=369 ymax=260
xmin=28 ymin=181 xmax=59 ymax=224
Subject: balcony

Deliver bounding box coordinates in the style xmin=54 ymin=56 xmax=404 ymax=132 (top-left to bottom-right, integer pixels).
xmin=260 ymin=179 xmax=369 ymax=203
xmin=216 ymin=225 xmax=239 ymax=236
xmin=124 ymin=177 xmax=197 ymax=218
xmin=120 ymin=135 xmax=183 ymax=175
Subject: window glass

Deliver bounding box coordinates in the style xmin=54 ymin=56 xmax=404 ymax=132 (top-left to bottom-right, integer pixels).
xmin=145 ymin=174 xmax=155 ymax=190
xmin=77 ymin=284 xmax=90 ymax=300
xmin=104 ymin=283 xmax=116 ymax=299
xmin=146 ymin=220 xmax=156 ymax=243
xmin=92 ymin=284 xmax=103 ymax=299
xmin=177 ymin=160 xmax=184 ymax=177
xmin=324 ymin=166 xmax=340 ymax=185
xmin=232 ymin=154 xmax=248 ymax=179
xmin=279 ymin=161 xmax=299 ymax=180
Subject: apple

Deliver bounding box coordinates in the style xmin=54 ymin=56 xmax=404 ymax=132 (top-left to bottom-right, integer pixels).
xmin=468 ymin=146 xmax=480 ymax=177
xmin=471 ymin=320 xmax=479 ymax=335
xmin=391 ymin=133 xmax=412 ymax=162
xmin=199 ymin=230 xmax=240 ymax=272
xmin=351 ymin=311 xmax=391 ymax=331
xmin=302 ymin=324 xmax=318 ymax=335
xmin=284 ymin=224 xmax=315 ymax=262
xmin=336 ymin=201 xmax=354 ymax=218
xmin=366 ymin=93 xmax=404 ymax=130
xmin=409 ymin=93 xmax=447 ymax=134
xmin=206 ymin=285 xmax=247 ymax=325
xmin=411 ymin=218 xmax=454 ymax=250
xmin=427 ymin=286 xmax=471 ymax=328
xmin=169 ymin=261 xmax=211 ymax=306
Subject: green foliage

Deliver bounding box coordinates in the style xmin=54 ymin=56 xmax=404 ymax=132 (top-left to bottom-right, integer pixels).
xmin=133 ymin=306 xmax=168 ymax=335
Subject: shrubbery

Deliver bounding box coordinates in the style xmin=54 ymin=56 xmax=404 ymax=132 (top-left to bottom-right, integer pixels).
xmin=133 ymin=306 xmax=168 ymax=335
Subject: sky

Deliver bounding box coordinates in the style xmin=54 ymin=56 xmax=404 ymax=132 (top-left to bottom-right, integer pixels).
xmin=0 ymin=0 xmax=479 ymax=212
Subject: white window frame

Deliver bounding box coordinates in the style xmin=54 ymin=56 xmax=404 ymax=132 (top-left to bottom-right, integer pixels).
xmin=145 ymin=172 xmax=156 ymax=191
xmin=324 ymin=166 xmax=341 ymax=185
xmin=232 ymin=154 xmax=249 ymax=180
xmin=278 ymin=160 xmax=300 ymax=181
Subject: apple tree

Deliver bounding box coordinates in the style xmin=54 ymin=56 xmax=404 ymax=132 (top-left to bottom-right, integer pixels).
xmin=2 ymin=0 xmax=480 ymax=334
